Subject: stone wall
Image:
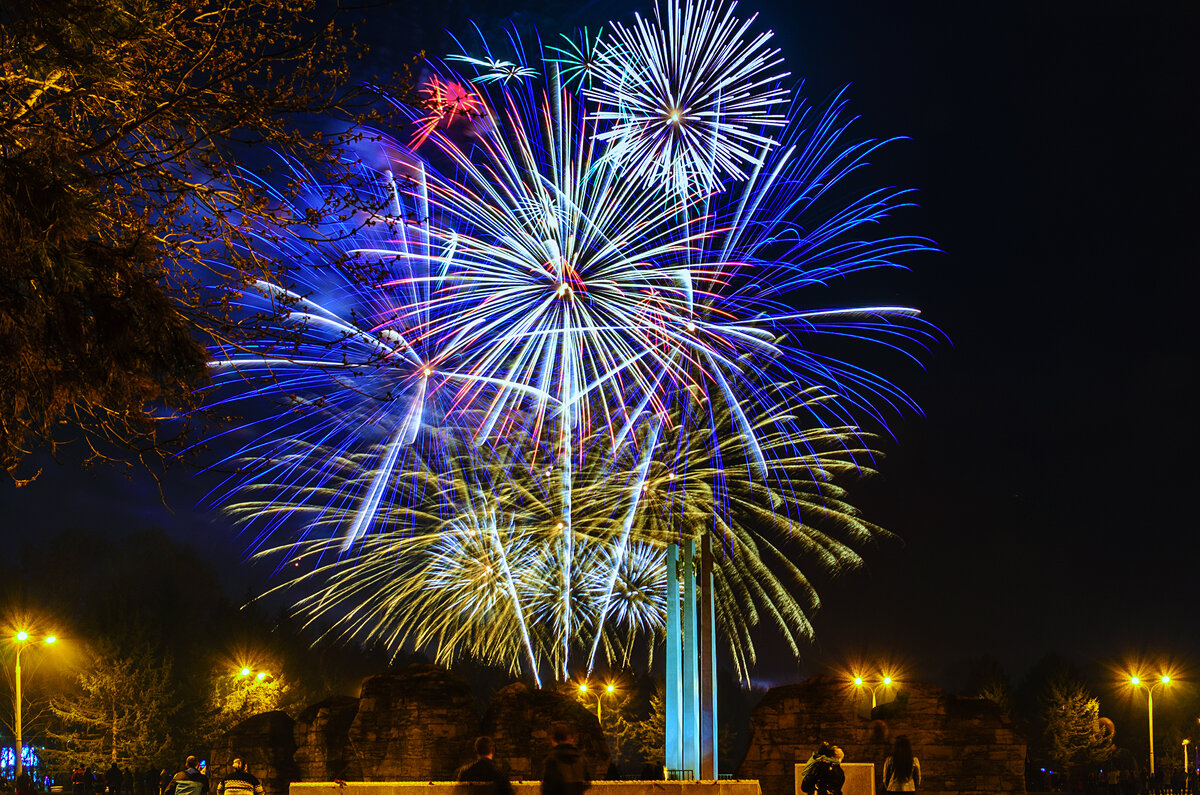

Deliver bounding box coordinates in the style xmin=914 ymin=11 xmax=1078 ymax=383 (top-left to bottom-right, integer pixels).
xmin=220 ymin=665 xmax=610 ymax=792
xmin=346 ymin=665 xmax=480 ymax=781
xmin=480 ymin=683 xmax=609 ymax=781
xmin=210 ymin=710 xmax=299 ymax=795
xmin=294 ymin=696 xmax=361 ymax=781
xmin=736 ymin=676 xmax=1024 ymax=795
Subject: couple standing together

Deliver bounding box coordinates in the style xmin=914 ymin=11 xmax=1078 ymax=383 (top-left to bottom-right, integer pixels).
xmin=801 ymin=735 xmax=921 ymax=795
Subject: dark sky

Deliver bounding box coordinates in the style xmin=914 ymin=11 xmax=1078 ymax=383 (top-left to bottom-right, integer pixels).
xmin=3 ymin=1 xmax=1197 ymax=692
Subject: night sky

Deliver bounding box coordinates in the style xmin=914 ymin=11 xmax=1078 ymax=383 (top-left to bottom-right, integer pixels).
xmin=2 ymin=1 xmax=1197 ymax=691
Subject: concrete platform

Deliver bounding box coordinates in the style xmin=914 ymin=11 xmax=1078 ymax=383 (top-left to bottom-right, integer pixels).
xmin=293 ymin=780 xmax=762 ymax=795
xmin=794 ymin=763 xmax=874 ymax=795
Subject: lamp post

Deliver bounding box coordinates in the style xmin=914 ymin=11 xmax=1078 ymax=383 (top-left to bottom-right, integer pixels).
xmin=853 ymin=674 xmax=894 ymax=709
xmin=578 ymin=682 xmax=615 ymax=723
xmin=13 ymin=631 xmax=57 ymax=777
xmin=1130 ymin=674 xmax=1170 ymax=776
xmin=1182 ymin=739 xmax=1190 ymax=780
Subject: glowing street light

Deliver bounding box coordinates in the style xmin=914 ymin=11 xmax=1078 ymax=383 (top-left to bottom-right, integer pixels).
xmin=853 ymin=673 xmax=895 ymax=709
xmin=1130 ymin=673 xmax=1171 ymax=775
xmin=578 ymin=681 xmax=616 ymax=723
xmin=238 ymin=666 xmax=271 ymax=682
xmin=1183 ymin=739 xmax=1190 ymax=777
xmin=12 ymin=631 xmax=58 ymax=776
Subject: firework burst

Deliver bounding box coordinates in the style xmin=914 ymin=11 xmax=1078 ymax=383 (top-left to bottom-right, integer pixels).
xmin=586 ymin=0 xmax=790 ymax=191
xmin=204 ymin=1 xmax=940 ymax=681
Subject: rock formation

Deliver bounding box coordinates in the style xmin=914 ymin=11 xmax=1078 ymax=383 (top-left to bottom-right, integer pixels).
xmin=293 ymin=695 xmax=361 ymax=781
xmin=209 ymin=710 xmax=298 ymax=795
xmin=346 ymin=665 xmax=480 ymax=781
xmin=736 ymin=675 xmax=1025 ymax=795
xmin=480 ymin=682 xmax=611 ymax=781
xmin=217 ymin=665 xmax=610 ymax=791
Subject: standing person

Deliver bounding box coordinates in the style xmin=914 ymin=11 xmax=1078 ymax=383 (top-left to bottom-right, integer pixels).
xmin=106 ymin=763 xmax=124 ymax=795
xmin=82 ymin=767 xmax=95 ymax=795
xmin=882 ymin=735 xmax=921 ymax=793
xmin=800 ymin=742 xmax=844 ymax=795
xmin=457 ymin=737 xmax=513 ymax=795
xmin=541 ymin=727 xmax=590 ymax=795
xmin=72 ymin=766 xmax=86 ymax=795
xmin=218 ymin=760 xmax=263 ymax=795
xmin=165 ymin=757 xmax=207 ymax=795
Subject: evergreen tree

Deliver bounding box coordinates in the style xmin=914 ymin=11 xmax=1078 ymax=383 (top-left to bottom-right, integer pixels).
xmin=46 ymin=641 xmax=177 ymax=767
xmin=1041 ymin=679 xmax=1114 ymax=774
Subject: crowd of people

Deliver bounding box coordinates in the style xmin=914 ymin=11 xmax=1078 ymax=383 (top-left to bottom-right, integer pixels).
xmin=58 ymin=757 xmax=262 ymax=795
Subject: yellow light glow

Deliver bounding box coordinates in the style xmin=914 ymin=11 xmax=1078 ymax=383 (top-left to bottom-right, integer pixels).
xmin=15 ymin=631 xmax=28 ymax=642
xmin=883 ymin=676 xmax=893 ymax=686
xmin=423 ymin=368 xmax=433 ymax=377
xmin=240 ymin=668 xmax=251 ymax=676
xmin=256 ymin=671 xmax=267 ymax=681
xmin=579 ymin=684 xmax=588 ymax=693
xmin=853 ymin=677 xmax=863 ymax=686
xmin=1162 ymin=675 xmax=1171 ymax=684
xmin=44 ymin=636 xmax=56 ymax=645
xmin=606 ymin=684 xmax=615 ymax=693
xmin=1131 ymin=676 xmax=1141 ymax=686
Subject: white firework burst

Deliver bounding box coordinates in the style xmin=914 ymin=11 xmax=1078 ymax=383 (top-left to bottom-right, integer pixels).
xmin=588 ymin=0 xmax=790 ymax=191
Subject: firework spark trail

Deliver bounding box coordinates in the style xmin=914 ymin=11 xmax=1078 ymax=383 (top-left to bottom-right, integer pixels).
xmin=586 ymin=418 xmax=661 ymax=671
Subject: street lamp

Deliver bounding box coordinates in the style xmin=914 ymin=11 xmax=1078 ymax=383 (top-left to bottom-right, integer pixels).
xmin=1182 ymin=739 xmax=1190 ymax=779
xmin=578 ymin=682 xmax=616 ymax=723
xmin=1130 ymin=674 xmax=1171 ymax=775
xmin=12 ymin=631 xmax=57 ymax=777
xmin=853 ymin=674 xmax=894 ymax=709
xmin=238 ymin=666 xmax=270 ymax=681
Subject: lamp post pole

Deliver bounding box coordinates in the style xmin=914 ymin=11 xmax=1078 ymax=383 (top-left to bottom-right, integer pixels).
xmin=11 ymin=632 xmax=56 ymax=777
xmin=579 ymin=684 xmax=614 ymax=724
xmin=1132 ymin=675 xmax=1170 ymax=776
xmin=1148 ymin=686 xmax=1155 ymax=776
xmin=14 ymin=641 xmax=23 ymax=777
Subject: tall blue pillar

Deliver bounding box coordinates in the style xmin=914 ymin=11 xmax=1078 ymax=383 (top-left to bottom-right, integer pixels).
xmin=664 ymin=536 xmax=718 ymax=780
xmin=682 ymin=539 xmax=699 ymax=778
xmin=699 ymin=532 xmax=717 ymax=779
xmin=665 ymin=544 xmax=683 ymax=773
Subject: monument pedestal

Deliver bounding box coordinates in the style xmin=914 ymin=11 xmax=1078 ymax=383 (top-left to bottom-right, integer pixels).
xmin=793 ymin=763 xmax=874 ymax=795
